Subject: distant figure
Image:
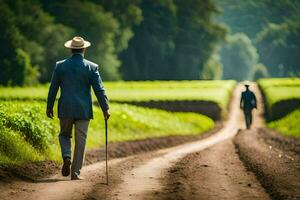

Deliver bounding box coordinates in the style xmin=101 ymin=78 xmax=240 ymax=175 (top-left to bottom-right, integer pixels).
xmin=240 ymin=83 xmax=257 ymax=129
xmin=46 ymin=36 xmax=110 ymax=180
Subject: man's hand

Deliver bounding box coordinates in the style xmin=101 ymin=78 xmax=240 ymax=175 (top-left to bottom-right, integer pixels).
xmin=103 ymin=110 xmax=110 ymax=120
xmin=46 ymin=109 xmax=54 ymax=119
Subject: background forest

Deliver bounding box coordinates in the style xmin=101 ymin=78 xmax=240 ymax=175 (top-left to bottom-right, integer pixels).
xmin=0 ymin=0 xmax=299 ymax=86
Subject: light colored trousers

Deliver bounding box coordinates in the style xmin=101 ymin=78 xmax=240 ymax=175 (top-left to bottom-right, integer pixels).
xmin=59 ymin=119 xmax=90 ymax=176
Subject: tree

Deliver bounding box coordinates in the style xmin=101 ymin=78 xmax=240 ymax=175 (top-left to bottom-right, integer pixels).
xmin=256 ymin=21 xmax=300 ymax=77
xmin=41 ymin=0 xmax=122 ymax=80
xmin=94 ymin=0 xmax=143 ymax=53
xmin=249 ymin=64 xmax=269 ymax=81
xmin=0 ymin=1 xmax=26 ymax=86
xmin=201 ymin=48 xmax=223 ymax=80
xmin=16 ymin=49 xmax=39 ymax=86
xmin=120 ymin=0 xmax=226 ymax=80
xmin=214 ymin=0 xmax=300 ymax=39
xmin=171 ymin=0 xmax=226 ymax=80
xmin=221 ymin=33 xmax=259 ymax=81
xmin=3 ymin=0 xmax=73 ymax=82
xmin=120 ymin=0 xmax=177 ymax=80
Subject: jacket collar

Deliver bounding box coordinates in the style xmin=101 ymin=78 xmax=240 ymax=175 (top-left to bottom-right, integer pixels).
xmin=71 ymin=53 xmax=84 ymax=59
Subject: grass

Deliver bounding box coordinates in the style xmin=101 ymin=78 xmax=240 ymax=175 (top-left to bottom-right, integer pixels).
xmin=258 ymin=78 xmax=300 ymax=111
xmin=0 ymin=100 xmax=214 ymax=164
xmin=258 ymin=78 xmax=300 ymax=137
xmin=0 ymin=80 xmax=236 ymax=110
xmin=267 ymin=109 xmax=300 ymax=138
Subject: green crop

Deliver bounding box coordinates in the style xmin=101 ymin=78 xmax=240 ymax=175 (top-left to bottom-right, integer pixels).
xmin=258 ymin=78 xmax=300 ymax=137
xmin=0 ymin=100 xmax=214 ymax=164
xmin=258 ymin=78 xmax=300 ymax=110
xmin=268 ymin=109 xmax=300 ymax=138
xmin=0 ymin=80 xmax=236 ymax=110
xmin=0 ymin=101 xmax=57 ymax=151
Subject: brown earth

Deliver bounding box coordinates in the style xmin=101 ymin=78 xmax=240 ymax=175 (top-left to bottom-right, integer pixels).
xmin=112 ymin=100 xmax=222 ymax=121
xmin=155 ymin=139 xmax=271 ymax=200
xmin=234 ymin=128 xmax=300 ymax=200
xmin=0 ymin=123 xmax=221 ymax=182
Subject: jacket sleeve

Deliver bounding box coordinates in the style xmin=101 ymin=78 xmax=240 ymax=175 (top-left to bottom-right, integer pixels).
xmin=47 ymin=63 xmax=60 ymax=110
xmin=91 ymin=66 xmax=109 ymax=112
xmin=252 ymin=93 xmax=257 ymax=108
xmin=240 ymin=93 xmax=244 ymax=108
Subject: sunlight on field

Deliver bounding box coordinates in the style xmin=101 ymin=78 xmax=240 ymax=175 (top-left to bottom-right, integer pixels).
xmin=0 ymin=80 xmax=235 ymax=109
xmin=268 ymin=109 xmax=300 ymax=138
xmin=258 ymin=78 xmax=300 ymax=137
xmin=0 ymin=101 xmax=214 ymax=164
xmin=258 ymin=78 xmax=300 ymax=109
xmin=0 ymin=80 xmax=236 ymax=164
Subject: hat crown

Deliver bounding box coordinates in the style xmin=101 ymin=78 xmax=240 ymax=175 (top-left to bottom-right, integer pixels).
xmin=71 ymin=37 xmax=85 ymax=48
xmin=64 ymin=36 xmax=90 ymax=49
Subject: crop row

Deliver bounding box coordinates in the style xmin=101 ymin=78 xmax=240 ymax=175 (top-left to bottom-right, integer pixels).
xmin=0 ymin=101 xmax=214 ymax=164
xmin=258 ymin=78 xmax=300 ymax=137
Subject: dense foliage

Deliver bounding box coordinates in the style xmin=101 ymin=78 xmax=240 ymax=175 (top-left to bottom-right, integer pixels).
xmin=121 ymin=0 xmax=226 ymax=80
xmin=0 ymin=0 xmax=226 ymax=86
xmin=256 ymin=21 xmax=300 ymax=77
xmin=215 ymin=0 xmax=300 ymax=79
xmin=215 ymin=0 xmax=300 ymax=39
xmin=221 ymin=33 xmax=259 ymax=81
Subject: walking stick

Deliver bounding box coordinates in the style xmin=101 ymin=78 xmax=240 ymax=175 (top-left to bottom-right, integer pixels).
xmin=105 ymin=118 xmax=109 ymax=185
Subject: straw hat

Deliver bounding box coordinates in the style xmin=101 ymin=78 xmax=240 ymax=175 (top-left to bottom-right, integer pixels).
xmin=64 ymin=36 xmax=91 ymax=49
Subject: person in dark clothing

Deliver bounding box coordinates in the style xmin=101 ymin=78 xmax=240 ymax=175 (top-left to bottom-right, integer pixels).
xmin=47 ymin=36 xmax=110 ymax=180
xmin=240 ymin=83 xmax=257 ymax=129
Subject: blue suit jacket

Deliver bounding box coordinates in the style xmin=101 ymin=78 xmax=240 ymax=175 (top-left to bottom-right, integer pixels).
xmin=47 ymin=54 xmax=109 ymax=119
xmin=240 ymin=90 xmax=257 ymax=110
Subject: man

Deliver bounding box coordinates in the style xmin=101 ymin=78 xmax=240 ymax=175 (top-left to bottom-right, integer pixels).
xmin=46 ymin=36 xmax=110 ymax=180
xmin=240 ymin=82 xmax=257 ymax=129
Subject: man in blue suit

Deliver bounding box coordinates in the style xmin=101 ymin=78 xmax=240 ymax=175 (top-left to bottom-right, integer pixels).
xmin=46 ymin=36 xmax=110 ymax=180
xmin=240 ymin=83 xmax=257 ymax=129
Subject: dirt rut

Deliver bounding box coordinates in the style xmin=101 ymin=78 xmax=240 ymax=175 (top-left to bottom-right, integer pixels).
xmin=156 ymin=140 xmax=271 ymax=200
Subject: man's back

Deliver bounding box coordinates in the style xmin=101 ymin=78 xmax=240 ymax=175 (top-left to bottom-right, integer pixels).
xmin=47 ymin=54 xmax=109 ymax=119
xmin=241 ymin=90 xmax=256 ymax=110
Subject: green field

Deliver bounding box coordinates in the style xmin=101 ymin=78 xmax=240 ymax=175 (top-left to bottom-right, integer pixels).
xmin=258 ymin=78 xmax=300 ymax=137
xmin=0 ymin=80 xmax=236 ymax=164
xmin=0 ymin=80 xmax=235 ymax=109
xmin=258 ymin=78 xmax=300 ymax=111
xmin=0 ymin=101 xmax=214 ymax=164
xmin=268 ymin=109 xmax=300 ymax=137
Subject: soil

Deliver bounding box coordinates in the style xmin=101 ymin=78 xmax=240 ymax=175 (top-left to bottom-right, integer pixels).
xmin=0 ymin=83 xmax=299 ymax=200
xmin=112 ymin=100 xmax=222 ymax=121
xmin=234 ymin=128 xmax=300 ymax=200
xmin=0 ymin=124 xmax=221 ymax=182
xmin=156 ymin=140 xmax=271 ymax=200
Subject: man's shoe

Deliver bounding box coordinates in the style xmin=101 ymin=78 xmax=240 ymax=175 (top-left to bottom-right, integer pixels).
xmin=71 ymin=174 xmax=84 ymax=181
xmin=61 ymin=158 xmax=71 ymax=177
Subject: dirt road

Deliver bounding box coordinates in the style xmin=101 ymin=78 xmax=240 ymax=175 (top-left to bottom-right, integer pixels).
xmin=1 ymin=83 xmax=298 ymax=200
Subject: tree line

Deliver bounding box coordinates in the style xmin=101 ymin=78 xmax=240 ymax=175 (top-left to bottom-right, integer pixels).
xmin=0 ymin=0 xmax=299 ymax=86
xmin=0 ymin=0 xmax=225 ymax=85
xmin=215 ymin=0 xmax=300 ymax=80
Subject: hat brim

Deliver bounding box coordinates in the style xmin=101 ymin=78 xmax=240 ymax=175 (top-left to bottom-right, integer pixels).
xmin=64 ymin=40 xmax=91 ymax=49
